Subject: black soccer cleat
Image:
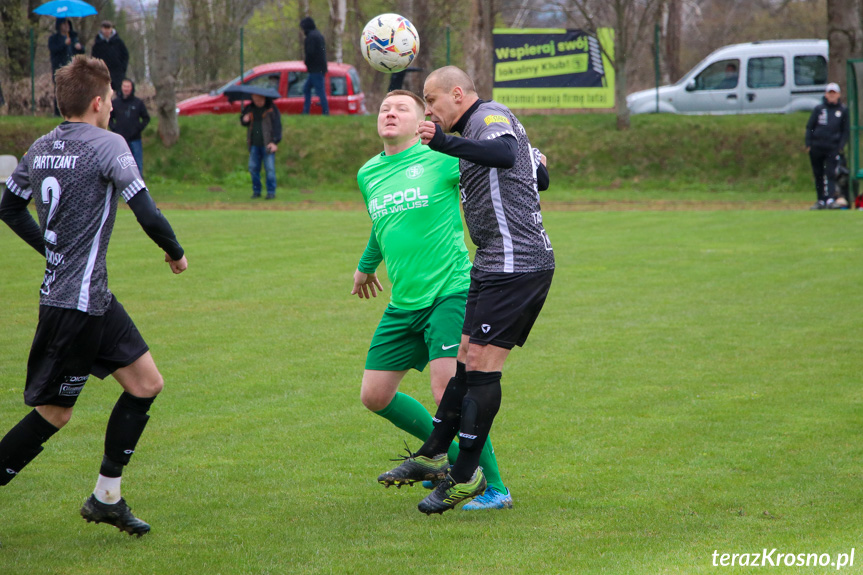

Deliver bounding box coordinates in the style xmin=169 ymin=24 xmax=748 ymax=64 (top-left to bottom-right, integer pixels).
xmin=417 ymin=468 xmax=487 ymax=515
xmin=80 ymin=495 xmax=151 ymax=537
xmin=377 ymin=444 xmax=449 ymax=488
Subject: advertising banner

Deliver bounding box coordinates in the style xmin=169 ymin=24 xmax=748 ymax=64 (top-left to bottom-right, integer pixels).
xmin=492 ymin=28 xmax=615 ymax=109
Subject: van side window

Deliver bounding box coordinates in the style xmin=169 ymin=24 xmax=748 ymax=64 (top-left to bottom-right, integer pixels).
xmin=747 ymin=57 xmax=785 ymax=88
xmin=794 ymin=55 xmax=828 ymax=86
xmin=694 ymin=59 xmax=739 ymax=90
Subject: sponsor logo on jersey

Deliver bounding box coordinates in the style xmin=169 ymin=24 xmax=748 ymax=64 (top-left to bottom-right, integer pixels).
xmin=40 ymin=268 xmax=56 ymax=296
xmin=45 ymin=248 xmax=64 ymax=266
xmin=32 ymin=155 xmax=79 ymax=170
xmin=484 ymin=114 xmax=511 ymax=126
xmin=406 ymin=164 xmax=424 ymax=179
xmin=117 ymin=152 xmax=136 ymax=169
xmin=368 ymin=187 xmax=429 ymax=220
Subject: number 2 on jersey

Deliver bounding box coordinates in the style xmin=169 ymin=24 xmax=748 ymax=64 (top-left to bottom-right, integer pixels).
xmin=41 ymin=176 xmax=61 ymax=245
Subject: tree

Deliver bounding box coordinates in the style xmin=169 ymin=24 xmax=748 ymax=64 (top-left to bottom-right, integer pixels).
xmin=564 ymin=0 xmax=663 ymax=130
xmin=662 ymin=0 xmax=681 ymax=83
xmin=329 ymin=0 xmax=346 ymax=63
xmin=466 ymin=0 xmax=495 ymax=98
xmin=827 ymin=0 xmax=862 ymax=92
xmin=153 ymin=0 xmax=179 ymax=146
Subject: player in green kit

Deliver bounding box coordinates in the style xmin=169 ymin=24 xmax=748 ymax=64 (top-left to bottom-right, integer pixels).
xmin=352 ymin=90 xmax=512 ymax=510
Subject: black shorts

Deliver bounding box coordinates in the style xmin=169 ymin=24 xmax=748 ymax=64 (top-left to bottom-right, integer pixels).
xmin=24 ymin=296 xmax=149 ymax=407
xmin=463 ymin=268 xmax=554 ymax=350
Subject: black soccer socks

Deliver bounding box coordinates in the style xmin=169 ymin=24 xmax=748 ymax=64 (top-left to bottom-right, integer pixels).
xmin=417 ymin=361 xmax=467 ymax=458
xmin=101 ymin=392 xmax=155 ymax=477
xmin=450 ymin=370 xmax=502 ymax=484
xmin=0 ymin=409 xmax=59 ymax=485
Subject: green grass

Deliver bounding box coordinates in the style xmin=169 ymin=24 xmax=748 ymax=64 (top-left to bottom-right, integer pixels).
xmin=0 ymin=209 xmax=861 ymax=574
xmin=0 ymin=112 xmax=818 ymax=207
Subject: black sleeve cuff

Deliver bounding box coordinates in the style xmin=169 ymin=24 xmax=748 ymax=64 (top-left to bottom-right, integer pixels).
xmin=127 ymin=190 xmax=184 ymax=261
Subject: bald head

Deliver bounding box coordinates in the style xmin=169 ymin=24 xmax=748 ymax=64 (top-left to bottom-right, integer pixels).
xmin=423 ymin=66 xmax=479 ymax=132
xmin=426 ymin=66 xmax=477 ymax=96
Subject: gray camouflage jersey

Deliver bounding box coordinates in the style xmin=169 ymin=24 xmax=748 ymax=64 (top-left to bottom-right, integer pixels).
xmin=6 ymin=122 xmax=146 ymax=315
xmin=460 ymin=101 xmax=554 ymax=273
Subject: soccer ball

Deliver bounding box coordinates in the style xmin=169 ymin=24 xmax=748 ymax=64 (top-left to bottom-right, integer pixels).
xmin=360 ymin=13 xmax=420 ymax=73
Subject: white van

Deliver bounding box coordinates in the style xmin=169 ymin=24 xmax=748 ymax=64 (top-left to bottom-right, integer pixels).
xmin=627 ymin=39 xmax=828 ymax=115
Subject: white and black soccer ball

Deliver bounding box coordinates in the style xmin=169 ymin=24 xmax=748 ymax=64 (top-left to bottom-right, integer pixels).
xmin=360 ymin=13 xmax=420 ymax=73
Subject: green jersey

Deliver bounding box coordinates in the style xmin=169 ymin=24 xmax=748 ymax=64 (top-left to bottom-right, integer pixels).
xmin=357 ymin=141 xmax=471 ymax=310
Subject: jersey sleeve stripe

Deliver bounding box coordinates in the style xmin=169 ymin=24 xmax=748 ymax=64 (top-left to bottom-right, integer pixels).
xmin=121 ymin=179 xmax=145 ymax=202
xmin=5 ymin=177 xmax=30 ymax=200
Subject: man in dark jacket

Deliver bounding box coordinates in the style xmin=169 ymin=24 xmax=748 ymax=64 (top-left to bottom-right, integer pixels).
xmin=300 ymin=16 xmax=329 ymax=115
xmin=110 ymin=79 xmax=150 ymax=177
xmin=49 ymin=18 xmax=84 ymax=116
xmin=91 ymin=21 xmax=129 ymax=92
xmin=241 ymin=94 xmax=282 ymax=199
xmin=805 ymin=82 xmax=850 ymax=209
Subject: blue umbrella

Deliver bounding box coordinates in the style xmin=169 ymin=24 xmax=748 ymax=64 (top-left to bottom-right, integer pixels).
xmin=34 ymin=0 xmax=97 ymax=18
xmin=223 ymin=84 xmax=282 ymax=102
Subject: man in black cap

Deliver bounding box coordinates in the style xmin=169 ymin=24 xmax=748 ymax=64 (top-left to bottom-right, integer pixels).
xmin=805 ymin=82 xmax=849 ymax=209
xmin=91 ymin=20 xmax=129 ymax=92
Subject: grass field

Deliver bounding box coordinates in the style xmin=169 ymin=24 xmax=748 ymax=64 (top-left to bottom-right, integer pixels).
xmin=0 ymin=112 xmax=820 ymax=206
xmin=0 ymin=207 xmax=861 ymax=574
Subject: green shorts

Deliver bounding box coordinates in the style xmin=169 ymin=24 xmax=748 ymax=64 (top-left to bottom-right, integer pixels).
xmin=365 ymin=290 xmax=467 ymax=372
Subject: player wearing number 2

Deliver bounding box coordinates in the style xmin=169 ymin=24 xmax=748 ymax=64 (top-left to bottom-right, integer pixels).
xmin=0 ymin=55 xmax=187 ymax=539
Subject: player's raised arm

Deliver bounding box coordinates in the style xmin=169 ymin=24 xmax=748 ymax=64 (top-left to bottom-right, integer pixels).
xmin=420 ymin=121 xmax=517 ymax=169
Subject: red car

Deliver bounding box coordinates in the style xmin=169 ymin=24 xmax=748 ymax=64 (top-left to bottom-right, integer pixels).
xmin=176 ymin=61 xmax=366 ymax=116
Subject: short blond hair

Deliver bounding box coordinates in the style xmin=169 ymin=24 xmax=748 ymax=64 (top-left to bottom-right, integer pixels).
xmin=384 ymin=90 xmax=425 ymax=116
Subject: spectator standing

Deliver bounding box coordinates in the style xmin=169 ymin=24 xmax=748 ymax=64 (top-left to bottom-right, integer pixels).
xmin=805 ymin=82 xmax=850 ymax=209
xmin=48 ymin=18 xmax=84 ymax=116
xmin=300 ymin=17 xmax=329 ymax=115
xmin=91 ymin=21 xmax=129 ymax=92
xmin=241 ymin=93 xmax=282 ymax=199
xmin=109 ymin=79 xmax=150 ymax=178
